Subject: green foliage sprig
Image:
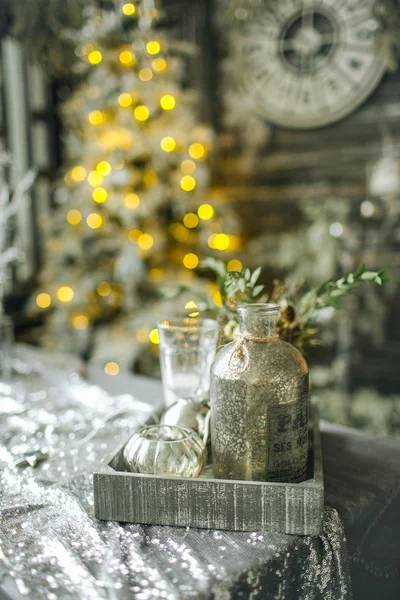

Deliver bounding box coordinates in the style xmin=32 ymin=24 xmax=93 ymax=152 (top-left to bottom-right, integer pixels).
xmin=163 ymin=259 xmax=388 ymax=353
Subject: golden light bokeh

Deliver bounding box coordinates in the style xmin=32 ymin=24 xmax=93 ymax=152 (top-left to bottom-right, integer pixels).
xmin=184 ymin=300 xmax=199 ymax=317
xmin=134 ymin=105 xmax=150 ymax=121
xmin=118 ymin=92 xmax=132 ymax=107
xmin=152 ymin=57 xmax=166 ymax=72
xmin=180 ymin=159 xmax=196 ymax=175
xmin=66 ymin=209 xmax=82 ymax=225
xmin=149 ymin=329 xmax=160 ymax=344
xmin=73 ymin=315 xmax=89 ymax=330
xmin=138 ymin=233 xmax=154 ymax=250
xmin=183 ymin=253 xmax=199 ymax=269
xmin=198 ymin=203 xmax=214 ymax=220
xmin=189 ymin=143 xmax=205 ymax=159
xmin=170 ymin=223 xmax=189 ymax=242
xmin=143 ymin=169 xmax=158 ymax=187
xmin=146 ymin=41 xmax=161 ymax=55
xmin=57 ymin=286 xmax=74 ymax=303
xmin=92 ymin=187 xmax=108 ymax=203
xmin=104 ymin=361 xmax=120 ymax=375
xmin=213 ymin=233 xmax=230 ymax=251
xmin=36 ymin=293 xmax=51 ymax=309
xmin=213 ymin=290 xmax=223 ymax=307
xmin=88 ymin=50 xmax=102 ymax=65
xmin=119 ymin=50 xmax=135 ymax=65
xmin=227 ymin=259 xmax=243 ymax=272
xmin=139 ymin=68 xmax=153 ymax=81
xmin=180 ymin=175 xmax=196 ymax=192
xmin=96 ymin=282 xmax=112 ymax=297
xmin=124 ymin=193 xmax=140 ymax=209
xmin=88 ymin=110 xmax=104 ymax=125
xmin=128 ymin=229 xmax=142 ymax=242
xmin=160 ymin=94 xmax=176 ymax=111
xmin=71 ymin=166 xmax=87 ymax=182
xmin=86 ymin=213 xmax=103 ymax=229
xmin=160 ymin=136 xmax=176 ymax=152
xmin=122 ymin=3 xmax=136 ymax=16
xmin=96 ymin=161 xmax=112 ymax=176
xmin=136 ymin=327 xmax=150 ymax=343
xmin=183 ymin=213 xmax=199 ymax=228
xmin=87 ymin=171 xmax=103 ymax=187
xmin=208 ymin=234 xmax=216 ymax=249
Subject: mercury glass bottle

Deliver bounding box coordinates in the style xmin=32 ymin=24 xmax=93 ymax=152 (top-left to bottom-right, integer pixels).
xmin=210 ymin=304 xmax=309 ymax=483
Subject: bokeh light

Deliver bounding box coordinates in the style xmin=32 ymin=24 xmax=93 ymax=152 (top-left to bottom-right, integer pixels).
xmin=57 ymin=286 xmax=74 ymax=303
xmin=73 ymin=315 xmax=89 ymax=330
xmin=183 ymin=213 xmax=199 ymax=228
xmin=96 ymin=161 xmax=112 ymax=176
xmin=97 ymin=282 xmax=112 ymax=297
xmin=160 ymin=136 xmax=176 ymax=152
xmin=138 ymin=233 xmax=154 ymax=250
xmin=139 ymin=68 xmax=153 ymax=81
xmin=152 ymin=58 xmax=167 ymax=71
xmin=67 ymin=209 xmax=82 ymax=225
xmin=71 ymin=166 xmax=86 ymax=182
xmin=118 ymin=93 xmax=132 ymax=107
xmin=92 ymin=187 xmax=108 ymax=203
xmin=122 ymin=3 xmax=136 ymax=16
xmin=149 ymin=329 xmax=159 ymax=344
xmin=180 ymin=175 xmax=196 ymax=192
xmin=88 ymin=110 xmax=104 ymax=125
xmin=86 ymin=213 xmax=103 ymax=229
xmin=36 ymin=293 xmax=51 ymax=309
xmin=183 ymin=253 xmax=199 ymax=269
xmin=227 ymin=259 xmax=243 ymax=272
xmin=88 ymin=171 xmax=103 ymax=187
xmin=88 ymin=50 xmax=102 ymax=65
xmin=214 ymin=233 xmax=230 ymax=251
xmin=147 ymin=41 xmax=161 ymax=55
xmin=180 ymin=159 xmax=196 ymax=175
xmin=134 ymin=105 xmax=150 ymax=121
xmin=198 ymin=204 xmax=214 ymax=220
xmin=189 ymin=143 xmax=205 ymax=159
xmin=160 ymin=94 xmax=176 ymax=110
xmin=104 ymin=361 xmax=120 ymax=375
xmin=124 ymin=193 xmax=140 ymax=209
xmin=119 ymin=50 xmax=135 ymax=65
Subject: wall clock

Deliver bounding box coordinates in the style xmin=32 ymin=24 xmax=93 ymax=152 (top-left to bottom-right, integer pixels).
xmin=235 ymin=0 xmax=387 ymax=129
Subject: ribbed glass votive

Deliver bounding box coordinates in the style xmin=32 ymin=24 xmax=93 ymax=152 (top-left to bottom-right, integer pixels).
xmin=123 ymin=425 xmax=206 ymax=477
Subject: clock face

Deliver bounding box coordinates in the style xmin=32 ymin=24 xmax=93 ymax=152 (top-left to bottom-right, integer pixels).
xmin=235 ymin=0 xmax=387 ymax=129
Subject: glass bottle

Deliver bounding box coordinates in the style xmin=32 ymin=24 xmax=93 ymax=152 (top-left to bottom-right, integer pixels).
xmin=210 ymin=304 xmax=309 ymax=483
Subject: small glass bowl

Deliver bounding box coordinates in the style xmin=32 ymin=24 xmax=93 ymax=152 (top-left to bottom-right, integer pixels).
xmin=123 ymin=425 xmax=207 ymax=477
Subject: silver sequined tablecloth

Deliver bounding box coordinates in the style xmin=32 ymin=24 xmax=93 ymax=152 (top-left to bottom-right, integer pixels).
xmin=0 ymin=345 xmax=352 ymax=600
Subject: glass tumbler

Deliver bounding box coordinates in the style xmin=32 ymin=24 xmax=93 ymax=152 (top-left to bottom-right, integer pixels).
xmin=158 ymin=318 xmax=219 ymax=407
xmin=123 ymin=424 xmax=207 ymax=477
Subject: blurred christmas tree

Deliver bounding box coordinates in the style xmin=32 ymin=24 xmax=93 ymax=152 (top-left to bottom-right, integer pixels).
xmin=27 ymin=0 xmax=240 ymax=373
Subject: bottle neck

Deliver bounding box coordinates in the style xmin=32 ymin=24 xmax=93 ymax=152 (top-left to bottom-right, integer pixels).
xmin=237 ymin=304 xmax=280 ymax=339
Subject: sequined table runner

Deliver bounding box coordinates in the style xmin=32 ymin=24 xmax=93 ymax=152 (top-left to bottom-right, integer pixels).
xmin=0 ymin=345 xmax=352 ymax=599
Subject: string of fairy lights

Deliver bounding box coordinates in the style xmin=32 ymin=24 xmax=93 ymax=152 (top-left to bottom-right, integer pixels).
xmin=34 ymin=1 xmax=243 ymax=374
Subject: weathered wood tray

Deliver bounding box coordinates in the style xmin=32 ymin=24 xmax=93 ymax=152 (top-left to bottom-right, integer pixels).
xmin=93 ymin=399 xmax=323 ymax=535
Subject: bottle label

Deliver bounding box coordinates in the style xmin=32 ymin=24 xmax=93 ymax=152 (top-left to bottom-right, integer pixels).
xmin=267 ymin=394 xmax=309 ymax=482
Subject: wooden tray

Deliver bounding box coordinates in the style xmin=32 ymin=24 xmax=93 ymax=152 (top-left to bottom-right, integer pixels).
xmin=93 ymin=399 xmax=323 ymax=535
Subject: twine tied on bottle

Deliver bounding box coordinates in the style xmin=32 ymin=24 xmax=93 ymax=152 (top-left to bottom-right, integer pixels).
xmin=228 ymin=333 xmax=279 ymax=374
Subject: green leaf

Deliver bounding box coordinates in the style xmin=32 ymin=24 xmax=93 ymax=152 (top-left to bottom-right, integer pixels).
xmin=200 ymin=258 xmax=226 ymax=279
xmin=250 ymin=266 xmax=262 ymax=286
xmin=238 ymin=278 xmax=245 ymax=293
xmin=360 ymin=271 xmax=380 ymax=281
xmin=253 ymin=284 xmax=264 ymax=296
xmin=244 ymin=268 xmax=251 ymax=281
xmin=355 ymin=263 xmax=366 ymax=277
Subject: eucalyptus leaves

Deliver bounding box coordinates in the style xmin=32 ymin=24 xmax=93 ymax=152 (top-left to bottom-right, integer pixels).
xmin=164 ymin=258 xmax=388 ymax=352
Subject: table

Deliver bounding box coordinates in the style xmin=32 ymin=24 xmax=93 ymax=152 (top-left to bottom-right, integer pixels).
xmin=1 ymin=347 xmax=399 ymax=599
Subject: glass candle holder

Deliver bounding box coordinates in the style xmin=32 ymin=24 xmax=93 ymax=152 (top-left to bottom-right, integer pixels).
xmin=158 ymin=318 xmax=219 ymax=407
xmin=123 ymin=425 xmax=207 ymax=477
